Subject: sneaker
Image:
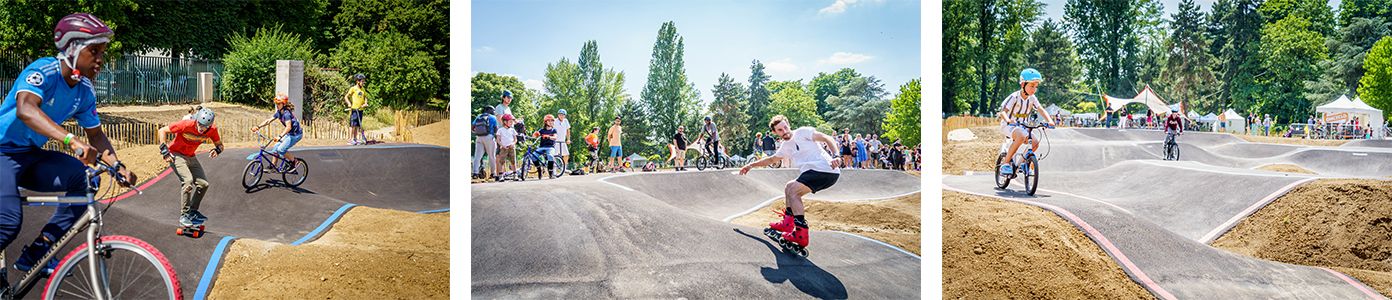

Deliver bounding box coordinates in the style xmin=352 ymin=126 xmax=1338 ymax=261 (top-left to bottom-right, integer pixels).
xmin=999 ymin=164 xmax=1012 ymax=174
xmin=179 ymin=213 xmax=196 ymax=227
xmin=191 ymin=211 xmax=208 ymax=224
xmin=347 ymin=140 xmax=359 ymax=146
xmin=14 ymin=238 xmax=57 ymax=274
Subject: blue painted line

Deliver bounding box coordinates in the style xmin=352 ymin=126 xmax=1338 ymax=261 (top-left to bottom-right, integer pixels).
xmin=194 ymin=236 xmax=237 ymax=300
xmin=416 ymin=208 xmax=449 ymax=214
xmin=291 ymin=204 xmax=357 ymax=246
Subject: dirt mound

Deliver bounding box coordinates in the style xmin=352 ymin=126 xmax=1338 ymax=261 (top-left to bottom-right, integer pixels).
xmin=729 ymin=193 xmax=920 ymax=255
xmin=1213 ymin=179 xmax=1392 ymax=296
xmin=942 ymin=190 xmax=1150 ymax=299
xmin=210 ymin=207 xmax=449 ymax=299
xmin=943 ymin=140 xmax=999 ymax=175
xmin=1235 ymin=134 xmax=1350 ymax=147
xmin=409 ymin=120 xmax=450 ymax=147
xmin=1257 ymin=164 xmax=1317 ymax=174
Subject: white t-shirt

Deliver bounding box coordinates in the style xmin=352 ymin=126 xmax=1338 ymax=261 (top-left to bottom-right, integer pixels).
xmin=774 ymin=127 xmax=839 ymax=174
xmin=999 ymin=90 xmax=1043 ymax=125
xmin=494 ymin=103 xmax=512 ymax=119
xmin=555 ymin=119 xmax=571 ymax=143
xmin=496 ymin=127 xmax=518 ymax=147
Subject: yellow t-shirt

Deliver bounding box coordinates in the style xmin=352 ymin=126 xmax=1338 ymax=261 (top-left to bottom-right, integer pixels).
xmin=346 ymin=85 xmax=367 ymax=109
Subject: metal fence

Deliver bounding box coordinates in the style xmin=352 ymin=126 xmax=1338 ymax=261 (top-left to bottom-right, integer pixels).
xmin=39 ymin=109 xmax=447 ymax=152
xmin=1 ymin=54 xmax=222 ymax=105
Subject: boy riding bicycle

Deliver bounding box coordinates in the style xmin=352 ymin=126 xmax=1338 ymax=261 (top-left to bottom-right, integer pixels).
xmin=998 ymin=68 xmax=1055 ymax=174
xmin=0 ymin=13 xmax=139 ymax=274
xmin=1165 ymin=108 xmax=1184 ymax=145
xmin=158 ymin=107 xmax=224 ymax=226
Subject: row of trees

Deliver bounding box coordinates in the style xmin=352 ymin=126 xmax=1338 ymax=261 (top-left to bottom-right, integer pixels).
xmin=945 ymin=0 xmax=1392 ymax=126
xmin=473 ymin=21 xmax=920 ymax=162
xmin=0 ymin=0 xmax=449 ymax=110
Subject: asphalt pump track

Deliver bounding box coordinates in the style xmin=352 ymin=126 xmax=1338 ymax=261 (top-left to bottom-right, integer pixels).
xmin=472 ymin=168 xmax=922 ymax=299
xmin=945 ymin=127 xmax=1390 ymax=299
xmin=1 ymin=144 xmax=449 ymax=299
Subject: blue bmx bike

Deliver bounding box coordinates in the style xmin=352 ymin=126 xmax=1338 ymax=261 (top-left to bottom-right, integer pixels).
xmin=242 ymin=131 xmax=309 ymax=189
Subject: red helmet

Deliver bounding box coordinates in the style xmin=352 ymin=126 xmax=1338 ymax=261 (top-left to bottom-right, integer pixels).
xmin=274 ymin=93 xmax=290 ymax=105
xmin=500 ymin=114 xmax=514 ymax=121
xmin=53 ymin=13 xmax=114 ymax=79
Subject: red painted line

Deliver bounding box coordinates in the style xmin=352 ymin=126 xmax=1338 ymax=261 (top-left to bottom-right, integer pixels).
xmin=1320 ymin=268 xmax=1385 ymax=299
xmin=101 ymin=168 xmax=173 ymax=204
xmin=943 ymin=186 xmax=1178 ymax=300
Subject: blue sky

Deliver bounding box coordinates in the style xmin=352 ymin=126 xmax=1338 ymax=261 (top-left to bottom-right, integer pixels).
xmin=1040 ymin=0 xmax=1342 ymax=23
xmin=472 ymin=0 xmax=921 ymax=106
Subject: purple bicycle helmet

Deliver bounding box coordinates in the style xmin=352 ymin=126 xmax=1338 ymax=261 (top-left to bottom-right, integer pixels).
xmin=53 ymin=13 xmax=114 ymax=80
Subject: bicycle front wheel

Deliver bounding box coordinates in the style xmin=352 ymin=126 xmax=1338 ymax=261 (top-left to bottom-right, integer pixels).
xmin=283 ymin=158 xmax=309 ymax=187
xmin=242 ymin=159 xmax=264 ymax=189
xmin=44 ymin=235 xmax=182 ymax=300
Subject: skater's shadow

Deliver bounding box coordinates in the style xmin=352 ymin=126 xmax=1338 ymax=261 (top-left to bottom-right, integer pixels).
xmin=733 ymin=228 xmax=848 ymax=299
xmin=244 ymin=180 xmax=316 ymax=194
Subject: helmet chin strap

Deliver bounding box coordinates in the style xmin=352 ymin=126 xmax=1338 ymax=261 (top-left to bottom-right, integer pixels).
xmin=58 ymin=38 xmax=109 ymax=81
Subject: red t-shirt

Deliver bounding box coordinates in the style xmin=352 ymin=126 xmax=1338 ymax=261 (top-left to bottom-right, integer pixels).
xmin=168 ymin=119 xmax=220 ymax=157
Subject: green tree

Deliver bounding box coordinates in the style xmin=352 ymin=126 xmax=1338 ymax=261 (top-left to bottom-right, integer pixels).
xmin=1065 ymin=0 xmax=1142 ymax=96
xmin=767 ymin=86 xmax=823 ymax=130
xmin=221 ymin=26 xmax=317 ymax=105
xmin=708 ymin=73 xmax=751 ymax=155
xmin=766 ymin=80 xmax=804 ymax=96
xmin=1359 ymin=36 xmax=1392 ymax=119
xmin=1256 ymin=16 xmax=1326 ymax=124
xmin=824 ymin=77 xmax=889 ymax=135
xmin=984 ymin=0 xmax=1042 ymax=115
xmin=540 ymin=57 xmax=583 ymax=128
xmin=327 ymin=30 xmax=440 ymax=108
xmin=0 ymin=0 xmax=137 ymax=59
xmin=470 ymin=72 xmax=538 ymax=125
xmin=123 ymin=0 xmax=326 ymax=60
xmin=942 ymin=0 xmax=977 ymax=114
xmin=747 ymin=60 xmax=772 ymax=132
xmin=332 ymin=0 xmax=449 ymax=98
xmin=1133 ymin=0 xmax=1168 ymax=92
xmin=1323 ymin=17 xmax=1390 ymax=96
xmin=1162 ymin=0 xmax=1219 ymax=113
xmin=807 ymin=68 xmax=861 ymax=115
xmin=1258 ymin=0 xmax=1335 ymax=36
xmin=1338 ymin=0 xmax=1392 ymax=27
xmin=1025 ymin=19 xmax=1080 ymax=108
xmin=638 ymin=21 xmax=701 ymax=156
xmin=882 ymin=79 xmax=920 ymax=146
xmin=1210 ymin=0 xmax=1264 ymax=110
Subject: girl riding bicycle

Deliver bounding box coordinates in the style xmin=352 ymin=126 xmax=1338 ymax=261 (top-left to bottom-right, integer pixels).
xmin=1 ymin=13 xmax=139 ymax=274
xmin=533 ymin=115 xmax=559 ymax=172
xmin=158 ymin=107 xmax=224 ymax=227
xmin=252 ymin=93 xmax=303 ymax=170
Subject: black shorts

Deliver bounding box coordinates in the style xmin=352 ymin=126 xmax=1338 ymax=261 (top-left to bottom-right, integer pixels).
xmin=839 ymin=146 xmax=852 ymax=156
xmin=796 ymin=170 xmax=840 ymax=193
xmin=349 ymin=109 xmax=364 ymax=127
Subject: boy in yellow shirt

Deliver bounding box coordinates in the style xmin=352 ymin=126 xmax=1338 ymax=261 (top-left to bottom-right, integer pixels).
xmin=343 ymin=73 xmax=369 ymax=145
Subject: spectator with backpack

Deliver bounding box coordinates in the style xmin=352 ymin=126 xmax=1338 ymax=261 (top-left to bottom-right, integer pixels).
xmin=472 ymin=107 xmax=499 ymax=180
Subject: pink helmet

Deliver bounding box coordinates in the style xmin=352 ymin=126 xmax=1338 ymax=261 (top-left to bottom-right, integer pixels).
xmin=53 ymin=13 xmax=114 ymax=80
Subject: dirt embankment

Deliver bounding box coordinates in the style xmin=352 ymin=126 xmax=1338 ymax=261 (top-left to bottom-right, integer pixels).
xmin=408 ymin=119 xmax=449 ymax=147
xmin=729 ymin=193 xmax=920 ymax=255
xmin=942 ymin=190 xmax=1152 ymax=299
xmin=1257 ymin=164 xmax=1317 ymax=174
xmin=1213 ymin=179 xmax=1392 ymax=297
xmin=209 ymin=207 xmax=449 ymax=299
xmin=943 ymin=127 xmax=1003 ymax=175
xmin=1235 ymin=134 xmax=1350 ymax=147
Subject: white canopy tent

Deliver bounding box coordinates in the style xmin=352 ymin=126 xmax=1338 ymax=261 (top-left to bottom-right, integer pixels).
xmin=1074 ymin=113 xmax=1099 ymax=120
xmin=1186 ymin=110 xmax=1200 ymax=120
xmin=1198 ymin=113 xmax=1219 ymax=123
xmin=1104 ymin=85 xmax=1171 ymax=114
xmin=1316 ymin=95 xmax=1384 ymax=137
xmin=1045 ymin=104 xmax=1072 ymax=117
xmin=1217 ymin=109 xmax=1246 ymax=134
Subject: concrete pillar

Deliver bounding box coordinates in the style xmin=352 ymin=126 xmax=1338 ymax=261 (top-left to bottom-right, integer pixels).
xmin=197 ymin=72 xmax=214 ymax=103
xmin=275 ymin=60 xmax=305 ymax=120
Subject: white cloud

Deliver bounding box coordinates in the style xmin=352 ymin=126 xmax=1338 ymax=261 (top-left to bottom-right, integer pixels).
xmin=817 ymin=52 xmax=874 ymax=65
xmin=764 ymin=58 xmax=800 ymax=76
xmin=476 ymin=46 xmax=495 ymax=53
xmin=817 ymin=0 xmax=882 ymax=15
xmin=524 ymin=79 xmax=545 ymax=92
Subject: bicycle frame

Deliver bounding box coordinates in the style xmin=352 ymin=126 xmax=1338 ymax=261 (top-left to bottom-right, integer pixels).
xmin=2 ymin=162 xmax=135 ymax=299
xmin=252 ymin=132 xmax=293 ymax=173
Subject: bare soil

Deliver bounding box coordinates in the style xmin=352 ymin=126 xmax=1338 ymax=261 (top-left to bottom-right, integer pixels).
xmin=1212 ymin=179 xmax=1392 ymax=297
xmin=209 ymin=207 xmax=449 ymax=299
xmin=943 ymin=127 xmax=1002 ymax=175
xmin=1235 ymin=134 xmax=1351 ymax=147
xmin=408 ymin=119 xmax=449 ymax=147
xmin=1257 ymin=164 xmax=1317 ymax=174
xmin=729 ymin=193 xmax=921 ymax=255
xmin=942 ymin=190 xmax=1152 ymax=299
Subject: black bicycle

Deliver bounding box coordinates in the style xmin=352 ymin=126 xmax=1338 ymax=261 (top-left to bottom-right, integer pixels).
xmin=242 ymin=131 xmax=309 ymax=189
xmin=1 ymin=158 xmax=181 ymax=299
xmin=1163 ymin=131 xmax=1181 ymax=161
xmin=694 ymin=141 xmax=726 ymax=171
xmin=995 ymin=121 xmax=1053 ymax=196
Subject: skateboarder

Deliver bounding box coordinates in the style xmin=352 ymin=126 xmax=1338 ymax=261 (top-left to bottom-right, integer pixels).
xmin=739 ymin=115 xmax=844 ymax=256
xmin=158 ymin=107 xmax=224 ymax=229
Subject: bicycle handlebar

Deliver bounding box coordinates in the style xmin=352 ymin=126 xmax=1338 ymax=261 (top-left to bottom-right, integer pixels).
xmin=73 ymin=148 xmax=138 ymax=192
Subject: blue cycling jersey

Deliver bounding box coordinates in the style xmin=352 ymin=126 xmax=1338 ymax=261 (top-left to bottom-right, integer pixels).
xmin=0 ymin=57 xmax=101 ymax=153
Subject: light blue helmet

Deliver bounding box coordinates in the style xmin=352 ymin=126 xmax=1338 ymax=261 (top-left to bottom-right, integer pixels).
xmin=558 ymin=109 xmax=567 ymax=115
xmin=1019 ymin=68 xmax=1044 ymax=84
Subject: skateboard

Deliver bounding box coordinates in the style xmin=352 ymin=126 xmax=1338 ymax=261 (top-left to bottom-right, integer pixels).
xmin=177 ymin=220 xmax=206 ymax=238
xmin=763 ymin=228 xmax=810 ymax=258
